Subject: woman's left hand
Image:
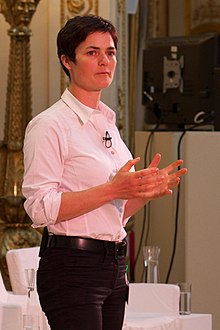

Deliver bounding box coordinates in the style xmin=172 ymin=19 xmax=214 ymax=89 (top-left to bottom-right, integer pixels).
xmin=123 ymin=153 xmax=187 ymax=219
xmin=146 ymin=153 xmax=187 ymax=200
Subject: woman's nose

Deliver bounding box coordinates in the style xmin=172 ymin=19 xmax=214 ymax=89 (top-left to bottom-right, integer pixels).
xmin=98 ymin=53 xmax=109 ymax=65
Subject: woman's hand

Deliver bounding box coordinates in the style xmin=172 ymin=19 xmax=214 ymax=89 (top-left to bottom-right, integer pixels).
xmin=144 ymin=153 xmax=187 ymax=200
xmin=122 ymin=154 xmax=187 ymax=219
xmin=111 ymin=154 xmax=187 ymax=201
xmin=110 ymin=157 xmax=165 ymax=200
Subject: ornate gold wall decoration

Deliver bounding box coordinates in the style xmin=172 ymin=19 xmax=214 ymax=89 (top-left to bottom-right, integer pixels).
xmin=67 ymin=0 xmax=92 ymax=15
xmin=185 ymin=0 xmax=220 ymax=34
xmin=0 ymin=0 xmax=42 ymax=289
xmin=61 ymin=0 xmax=99 ymax=21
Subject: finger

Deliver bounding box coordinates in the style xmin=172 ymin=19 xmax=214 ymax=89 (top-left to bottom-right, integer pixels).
xmin=148 ymin=153 xmax=161 ymax=168
xmin=120 ymin=157 xmax=141 ymax=173
xmin=176 ymin=167 xmax=187 ymax=177
xmin=160 ymin=159 xmax=184 ymax=175
xmin=168 ymin=177 xmax=180 ymax=188
xmin=135 ymin=167 xmax=159 ymax=180
xmin=138 ymin=185 xmax=173 ymax=200
xmin=137 ymin=173 xmax=167 ymax=194
xmin=139 ymin=174 xmax=165 ymax=187
xmin=167 ymin=167 xmax=187 ymax=182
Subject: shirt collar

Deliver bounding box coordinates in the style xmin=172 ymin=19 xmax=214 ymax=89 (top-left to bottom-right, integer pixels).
xmin=61 ymin=88 xmax=116 ymax=125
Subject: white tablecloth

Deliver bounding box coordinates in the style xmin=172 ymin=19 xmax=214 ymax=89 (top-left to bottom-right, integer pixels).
xmin=123 ymin=313 xmax=212 ymax=330
xmin=123 ymin=312 xmax=181 ymax=330
xmin=179 ymin=314 xmax=212 ymax=330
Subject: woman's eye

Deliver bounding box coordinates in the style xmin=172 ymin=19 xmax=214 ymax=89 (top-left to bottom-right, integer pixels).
xmin=108 ymin=51 xmax=116 ymax=57
xmin=87 ymin=51 xmax=96 ymax=56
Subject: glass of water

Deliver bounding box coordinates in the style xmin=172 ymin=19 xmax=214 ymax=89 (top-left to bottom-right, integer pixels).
xmin=25 ymin=268 xmax=36 ymax=299
xmin=143 ymin=246 xmax=160 ymax=283
xmin=177 ymin=282 xmax=192 ymax=315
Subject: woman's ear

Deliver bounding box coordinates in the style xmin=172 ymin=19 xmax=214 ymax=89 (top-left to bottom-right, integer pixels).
xmin=60 ymin=55 xmax=72 ymax=71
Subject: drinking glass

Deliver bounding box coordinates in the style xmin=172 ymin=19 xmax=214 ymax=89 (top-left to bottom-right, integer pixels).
xmin=25 ymin=268 xmax=35 ymax=298
xmin=143 ymin=246 xmax=160 ymax=283
xmin=177 ymin=282 xmax=192 ymax=315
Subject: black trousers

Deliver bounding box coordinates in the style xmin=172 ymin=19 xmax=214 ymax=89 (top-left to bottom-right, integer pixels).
xmin=37 ymin=247 xmax=128 ymax=330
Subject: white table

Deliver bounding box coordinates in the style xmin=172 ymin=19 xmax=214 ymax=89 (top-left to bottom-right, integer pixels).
xmin=180 ymin=313 xmax=212 ymax=330
xmin=123 ymin=313 xmax=180 ymax=330
xmin=123 ymin=313 xmax=212 ymax=330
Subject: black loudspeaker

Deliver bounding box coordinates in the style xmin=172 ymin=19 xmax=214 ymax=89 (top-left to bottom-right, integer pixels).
xmin=214 ymin=68 xmax=220 ymax=131
xmin=143 ymin=34 xmax=220 ymax=130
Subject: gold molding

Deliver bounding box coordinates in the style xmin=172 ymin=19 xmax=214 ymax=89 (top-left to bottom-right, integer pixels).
xmin=185 ymin=0 xmax=220 ymax=35
xmin=61 ymin=0 xmax=98 ymax=24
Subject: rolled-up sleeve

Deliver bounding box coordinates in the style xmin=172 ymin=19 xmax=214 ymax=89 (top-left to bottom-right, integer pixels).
xmin=22 ymin=115 xmax=67 ymax=228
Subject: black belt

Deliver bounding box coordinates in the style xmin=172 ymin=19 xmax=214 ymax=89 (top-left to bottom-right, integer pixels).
xmin=47 ymin=235 xmax=127 ymax=259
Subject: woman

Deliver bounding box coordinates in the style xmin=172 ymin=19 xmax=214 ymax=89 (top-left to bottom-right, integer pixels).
xmin=22 ymin=15 xmax=187 ymax=330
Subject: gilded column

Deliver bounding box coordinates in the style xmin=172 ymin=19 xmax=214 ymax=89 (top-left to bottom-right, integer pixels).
xmin=0 ymin=0 xmax=41 ymax=289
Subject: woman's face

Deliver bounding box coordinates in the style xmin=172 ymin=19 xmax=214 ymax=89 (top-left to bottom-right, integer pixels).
xmin=64 ymin=31 xmax=117 ymax=93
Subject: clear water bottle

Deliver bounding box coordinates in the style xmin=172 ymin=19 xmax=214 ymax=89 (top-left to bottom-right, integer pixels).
xmin=143 ymin=246 xmax=160 ymax=283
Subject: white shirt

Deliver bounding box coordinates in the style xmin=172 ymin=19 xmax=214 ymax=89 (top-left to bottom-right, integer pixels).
xmin=22 ymin=89 xmax=133 ymax=241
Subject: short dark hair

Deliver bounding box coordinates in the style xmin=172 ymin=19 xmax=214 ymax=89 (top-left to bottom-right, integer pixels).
xmin=57 ymin=15 xmax=118 ymax=77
